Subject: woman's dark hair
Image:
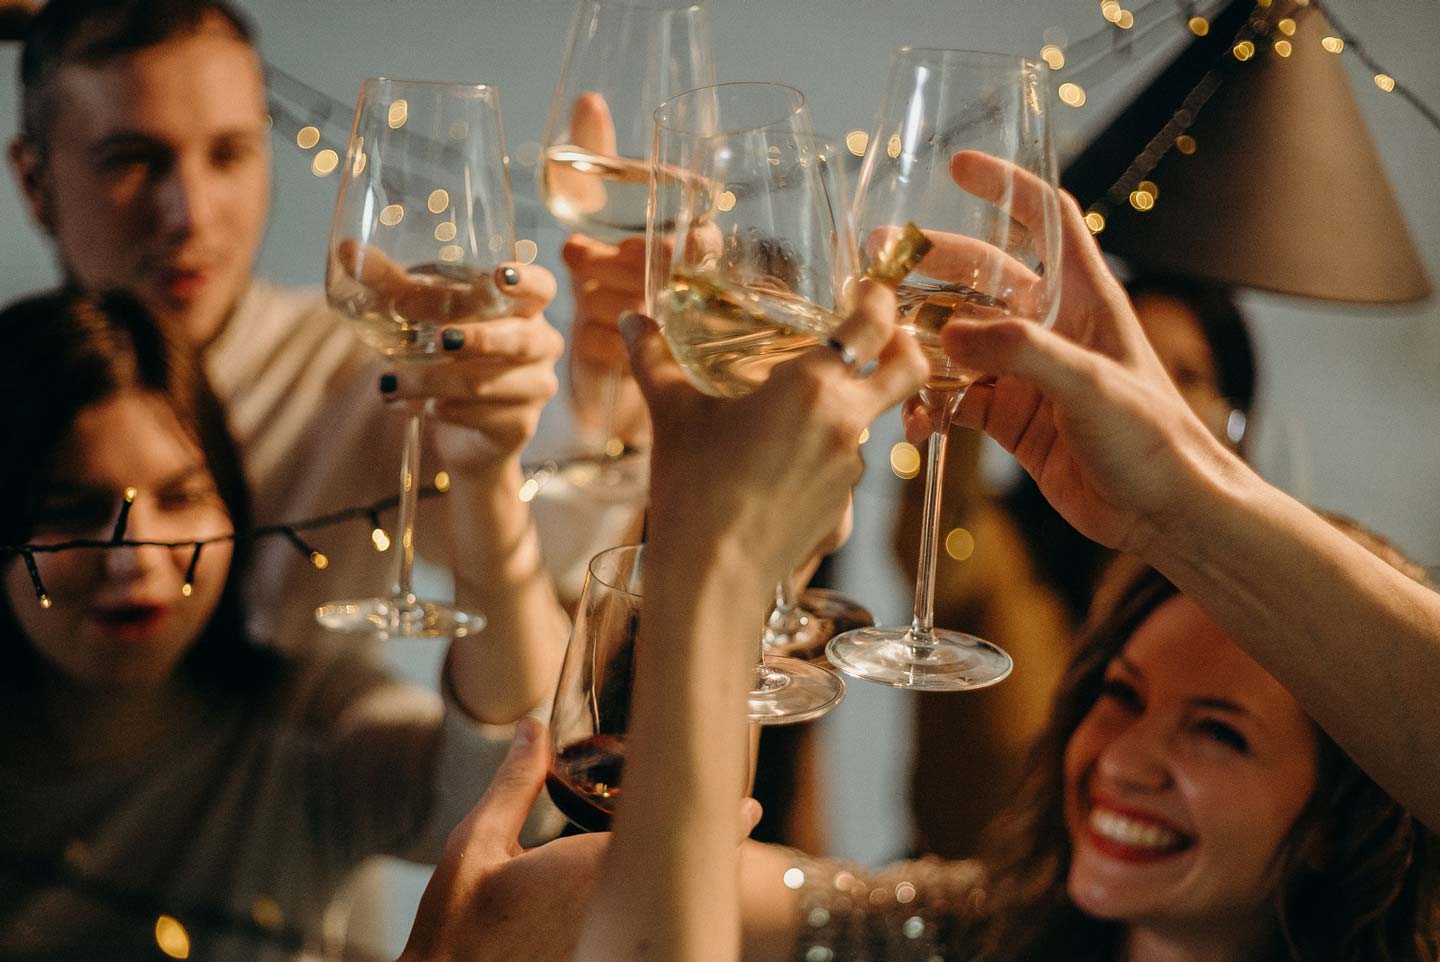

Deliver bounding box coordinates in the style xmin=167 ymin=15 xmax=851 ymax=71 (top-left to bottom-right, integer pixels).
xmin=971 ymin=540 xmax=1438 ymax=962
xmin=0 ymin=288 xmax=277 ymax=689
xmin=1125 ymin=272 xmax=1257 ymax=418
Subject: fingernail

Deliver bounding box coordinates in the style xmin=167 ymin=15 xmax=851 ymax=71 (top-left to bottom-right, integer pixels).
xmin=441 ymin=328 xmax=465 ymax=351
xmin=379 ymin=372 xmax=397 ymax=394
xmin=499 ymin=266 xmax=521 ymax=288
xmin=514 ymin=716 xmax=540 ymax=748
xmin=618 ymin=309 xmax=645 ymax=343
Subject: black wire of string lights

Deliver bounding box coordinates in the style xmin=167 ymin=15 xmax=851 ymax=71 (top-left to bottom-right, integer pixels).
xmin=1 ymin=478 xmax=456 ymax=609
xmin=1039 ymin=0 xmax=1439 ymax=134
xmin=1033 ymin=0 xmax=1440 ymax=236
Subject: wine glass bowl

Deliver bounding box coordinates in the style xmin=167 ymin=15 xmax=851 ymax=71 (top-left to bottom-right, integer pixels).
xmin=316 ymin=78 xmax=516 ymax=639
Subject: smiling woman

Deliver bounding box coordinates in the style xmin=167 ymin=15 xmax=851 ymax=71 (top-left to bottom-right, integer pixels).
xmin=730 ymin=548 xmax=1438 ymax=962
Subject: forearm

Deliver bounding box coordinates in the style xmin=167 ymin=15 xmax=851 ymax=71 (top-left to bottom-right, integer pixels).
xmin=446 ymin=459 xmax=570 ymax=723
xmin=1147 ymin=466 xmax=1440 ymax=829
xmin=575 ymin=534 xmax=769 ymax=962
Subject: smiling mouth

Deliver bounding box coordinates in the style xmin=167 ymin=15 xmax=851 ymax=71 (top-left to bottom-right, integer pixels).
xmin=1086 ymin=805 xmax=1194 ymax=860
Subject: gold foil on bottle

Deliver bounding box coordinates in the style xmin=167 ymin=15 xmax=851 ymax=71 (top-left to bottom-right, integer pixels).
xmin=865 ymin=222 xmax=932 ymax=288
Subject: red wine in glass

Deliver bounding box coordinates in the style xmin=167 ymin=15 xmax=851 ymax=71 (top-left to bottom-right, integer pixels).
xmin=546 ymin=733 xmax=626 ymax=832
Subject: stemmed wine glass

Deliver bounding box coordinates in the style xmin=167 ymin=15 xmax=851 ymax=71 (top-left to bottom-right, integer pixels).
xmin=648 ymin=81 xmax=856 ymax=723
xmin=537 ymin=0 xmax=713 ymax=498
xmin=546 ymin=543 xmax=643 ymax=832
xmin=317 ymin=78 xmax=516 ymax=638
xmin=827 ymin=49 xmax=1063 ymax=690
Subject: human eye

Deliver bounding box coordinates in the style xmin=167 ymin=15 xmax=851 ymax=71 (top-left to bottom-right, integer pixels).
xmin=211 ymin=135 xmax=260 ymax=171
xmin=1195 ymin=717 xmax=1250 ymax=754
xmin=157 ymin=478 xmax=220 ymax=512
xmin=33 ymin=493 xmax=114 ymax=534
xmin=94 ymin=144 xmax=168 ymax=178
xmin=1098 ymin=676 xmax=1142 ymax=711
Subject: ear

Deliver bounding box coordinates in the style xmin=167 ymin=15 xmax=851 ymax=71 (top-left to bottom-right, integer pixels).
xmin=9 ymin=137 xmax=55 ymax=234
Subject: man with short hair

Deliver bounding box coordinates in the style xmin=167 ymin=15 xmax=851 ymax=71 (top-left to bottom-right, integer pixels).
xmin=9 ymin=0 xmax=570 ymax=670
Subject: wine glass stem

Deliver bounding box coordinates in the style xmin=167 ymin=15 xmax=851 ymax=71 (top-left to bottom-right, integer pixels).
xmin=598 ymin=362 xmax=623 ymax=458
xmin=767 ymin=578 xmax=805 ymax=638
xmin=390 ymin=410 xmax=423 ymax=605
xmin=911 ymin=392 xmax=959 ymax=643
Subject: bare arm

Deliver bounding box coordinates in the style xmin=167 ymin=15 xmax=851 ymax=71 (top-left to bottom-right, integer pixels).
xmin=909 ymin=152 xmax=1440 ymax=830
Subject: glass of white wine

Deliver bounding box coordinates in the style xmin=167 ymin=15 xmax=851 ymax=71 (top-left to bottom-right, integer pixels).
xmin=827 ymin=48 xmax=1063 ymax=690
xmin=538 ymin=0 xmax=713 ymax=497
xmin=648 ymin=81 xmax=857 ymax=724
xmin=317 ymin=78 xmax=515 ymax=638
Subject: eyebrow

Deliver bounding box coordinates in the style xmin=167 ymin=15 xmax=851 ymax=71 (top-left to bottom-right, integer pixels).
xmin=87 ymin=126 xmax=265 ymax=156
xmin=1112 ymin=655 xmax=1261 ymax=723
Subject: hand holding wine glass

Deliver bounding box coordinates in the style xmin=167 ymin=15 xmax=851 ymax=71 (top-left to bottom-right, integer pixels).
xmin=538 ymin=0 xmax=712 ymax=488
xmin=319 ymin=78 xmax=521 ymax=639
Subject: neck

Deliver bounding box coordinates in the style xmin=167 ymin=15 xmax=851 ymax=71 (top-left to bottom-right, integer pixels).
xmin=1125 ymin=917 xmax=1281 ymax=962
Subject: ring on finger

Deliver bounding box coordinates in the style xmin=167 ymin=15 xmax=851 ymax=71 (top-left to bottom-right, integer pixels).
xmin=825 ymin=336 xmax=860 ymax=371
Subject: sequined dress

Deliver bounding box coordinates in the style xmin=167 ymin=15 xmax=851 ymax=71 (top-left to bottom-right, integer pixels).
xmin=785 ymin=852 xmax=988 ymax=962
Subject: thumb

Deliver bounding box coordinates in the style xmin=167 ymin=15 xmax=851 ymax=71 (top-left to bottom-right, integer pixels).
xmin=460 ymin=716 xmax=550 ymax=861
xmin=941 ymin=318 xmax=1103 ymax=410
xmin=620 ymin=310 xmax=691 ymax=403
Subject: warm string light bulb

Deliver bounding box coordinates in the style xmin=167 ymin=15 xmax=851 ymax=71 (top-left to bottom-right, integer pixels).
xmin=112 ymin=486 xmax=138 ymax=542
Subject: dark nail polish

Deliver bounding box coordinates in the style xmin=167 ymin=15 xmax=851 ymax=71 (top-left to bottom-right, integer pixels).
xmin=441 ymin=328 xmax=465 ymax=351
xmin=379 ymin=373 xmax=398 ymax=394
xmin=500 ymin=266 xmax=520 ymax=287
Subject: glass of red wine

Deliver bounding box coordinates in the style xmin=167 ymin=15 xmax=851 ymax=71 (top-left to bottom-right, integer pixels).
xmin=546 ymin=543 xmax=643 ymax=832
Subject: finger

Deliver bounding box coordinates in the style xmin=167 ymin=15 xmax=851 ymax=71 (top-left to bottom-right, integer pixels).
xmin=810 ymin=277 xmax=898 ymax=372
xmin=940 ymin=318 xmax=1104 ymax=411
xmin=574 ymin=286 xmax=645 ymax=330
xmin=563 ymin=233 xmax=648 ymax=282
xmin=570 ymin=90 xmax=618 ymax=156
xmin=620 ymin=310 xmax=691 ymax=402
xmin=495 ymin=262 xmax=558 ymax=317
xmin=949 ymin=150 xmax=1058 ymax=241
xmin=450 ymin=717 xmax=549 ymax=863
xmin=864 ymin=224 xmax=1040 ymax=309
xmin=572 ymin=321 xmax=631 ymax=369
xmin=336 ymin=239 xmax=408 ymax=297
xmin=388 ymin=358 xmax=560 ymax=403
xmin=855 ymin=330 xmax=929 ymax=419
xmin=739 ymin=798 xmax=763 ymax=839
xmin=440 ymin=316 xmax=565 ymax=362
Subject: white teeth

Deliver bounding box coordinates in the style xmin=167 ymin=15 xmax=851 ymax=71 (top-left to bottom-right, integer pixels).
xmin=1089 ymin=807 xmax=1185 ymax=852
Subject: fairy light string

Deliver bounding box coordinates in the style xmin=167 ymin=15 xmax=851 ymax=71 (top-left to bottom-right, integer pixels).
xmin=1040 ymin=0 xmax=1440 ymax=235
xmin=3 ymin=483 xmax=450 ymax=609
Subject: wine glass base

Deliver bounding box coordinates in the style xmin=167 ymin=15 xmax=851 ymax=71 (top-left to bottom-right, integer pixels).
xmin=315 ymin=597 xmax=486 ymax=640
xmin=748 ymin=656 xmax=845 ymax=726
xmin=764 ymin=588 xmax=876 ymax=662
xmin=826 ymin=626 xmax=1012 ymax=692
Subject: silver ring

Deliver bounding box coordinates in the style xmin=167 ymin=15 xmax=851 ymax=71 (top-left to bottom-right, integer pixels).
xmin=825 ymin=336 xmax=859 ymax=371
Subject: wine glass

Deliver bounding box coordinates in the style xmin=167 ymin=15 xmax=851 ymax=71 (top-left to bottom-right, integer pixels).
xmin=317 ymin=78 xmax=515 ymax=638
xmin=547 ymin=543 xmax=643 ymax=832
xmin=827 ymin=48 xmax=1063 ymax=690
xmin=537 ymin=0 xmax=713 ymax=498
xmin=648 ymin=81 xmax=856 ymax=723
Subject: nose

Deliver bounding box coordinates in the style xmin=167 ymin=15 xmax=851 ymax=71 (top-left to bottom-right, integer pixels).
xmin=1094 ymin=716 xmax=1174 ymax=794
xmin=153 ymin=156 xmax=218 ymax=242
xmin=101 ymin=502 xmax=172 ymax=583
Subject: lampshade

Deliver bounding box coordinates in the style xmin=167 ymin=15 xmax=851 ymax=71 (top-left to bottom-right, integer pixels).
xmin=1062 ymin=0 xmax=1431 ymax=304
